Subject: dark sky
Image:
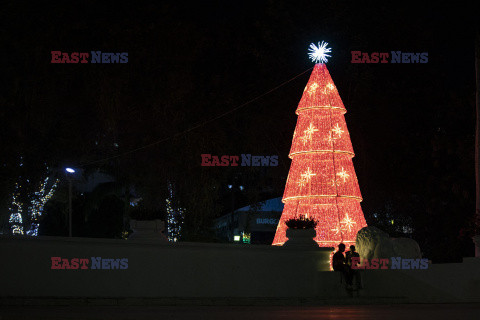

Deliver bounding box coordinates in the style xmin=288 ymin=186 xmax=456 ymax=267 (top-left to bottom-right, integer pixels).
xmin=1 ymin=1 xmax=477 ymax=230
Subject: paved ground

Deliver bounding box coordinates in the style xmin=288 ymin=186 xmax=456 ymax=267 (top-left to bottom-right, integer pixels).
xmin=1 ymin=304 xmax=479 ymax=320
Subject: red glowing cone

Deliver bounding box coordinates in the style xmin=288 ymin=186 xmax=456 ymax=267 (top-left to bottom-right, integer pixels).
xmin=273 ymin=62 xmax=367 ymax=247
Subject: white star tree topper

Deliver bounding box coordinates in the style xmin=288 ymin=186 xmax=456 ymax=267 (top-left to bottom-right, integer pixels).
xmin=308 ymin=41 xmax=332 ymax=64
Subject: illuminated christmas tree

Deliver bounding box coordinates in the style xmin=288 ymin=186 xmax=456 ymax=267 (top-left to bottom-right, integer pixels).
xmin=272 ymin=42 xmax=367 ymax=247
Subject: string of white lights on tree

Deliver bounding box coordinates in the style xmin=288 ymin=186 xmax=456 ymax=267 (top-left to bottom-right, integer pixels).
xmin=8 ymin=181 xmax=25 ymax=235
xmin=26 ymin=176 xmax=60 ymax=236
xmin=8 ymin=159 xmax=60 ymax=236
xmin=166 ymin=182 xmax=185 ymax=242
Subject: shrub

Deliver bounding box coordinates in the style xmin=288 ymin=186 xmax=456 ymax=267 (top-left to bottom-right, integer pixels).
xmin=285 ymin=217 xmax=318 ymax=229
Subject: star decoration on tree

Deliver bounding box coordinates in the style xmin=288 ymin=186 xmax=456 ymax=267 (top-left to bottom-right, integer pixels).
xmin=297 ymin=167 xmax=316 ymax=187
xmin=340 ymin=213 xmax=357 ymax=232
xmin=324 ymin=83 xmax=335 ymax=93
xmin=300 ymin=123 xmax=319 ymax=145
xmin=336 ymin=167 xmax=350 ymax=182
xmin=327 ymin=133 xmax=337 ymax=144
xmin=331 ymin=225 xmax=341 ymax=235
xmin=308 ymin=41 xmax=332 ymax=64
xmin=330 ymin=178 xmax=340 ymax=187
xmin=307 ymin=82 xmax=319 ymax=96
xmin=331 ymin=123 xmax=344 ymax=137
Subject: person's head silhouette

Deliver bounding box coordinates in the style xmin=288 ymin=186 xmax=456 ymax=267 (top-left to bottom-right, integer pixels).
xmin=350 ymin=245 xmax=356 ymax=252
xmin=338 ymin=243 xmax=346 ymax=252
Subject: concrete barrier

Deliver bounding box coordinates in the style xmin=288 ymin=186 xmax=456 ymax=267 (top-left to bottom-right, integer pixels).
xmin=0 ymin=235 xmax=479 ymax=304
xmin=0 ymin=235 xmax=331 ymax=299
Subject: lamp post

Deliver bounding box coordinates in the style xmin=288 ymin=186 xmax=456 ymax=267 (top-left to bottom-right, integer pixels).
xmin=228 ymin=183 xmax=244 ymax=242
xmin=65 ymin=168 xmax=75 ymax=237
xmin=228 ymin=184 xmax=234 ymax=241
xmin=475 ymin=31 xmax=480 ymax=257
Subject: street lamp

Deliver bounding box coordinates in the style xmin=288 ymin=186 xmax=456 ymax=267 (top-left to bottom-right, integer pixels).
xmin=65 ymin=167 xmax=76 ymax=237
xmin=228 ymin=182 xmax=245 ymax=242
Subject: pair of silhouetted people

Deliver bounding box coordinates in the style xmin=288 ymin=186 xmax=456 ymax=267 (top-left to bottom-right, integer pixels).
xmin=332 ymin=244 xmax=362 ymax=289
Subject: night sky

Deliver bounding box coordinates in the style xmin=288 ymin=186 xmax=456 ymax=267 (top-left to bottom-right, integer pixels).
xmin=1 ymin=1 xmax=478 ymax=260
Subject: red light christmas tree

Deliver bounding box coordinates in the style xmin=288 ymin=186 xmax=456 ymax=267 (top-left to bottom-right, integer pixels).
xmin=272 ymin=42 xmax=367 ymax=247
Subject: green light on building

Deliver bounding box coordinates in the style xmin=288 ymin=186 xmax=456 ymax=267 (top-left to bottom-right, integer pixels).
xmin=242 ymin=232 xmax=251 ymax=244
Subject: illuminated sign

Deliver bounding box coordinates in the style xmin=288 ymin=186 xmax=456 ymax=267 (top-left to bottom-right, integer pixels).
xmin=256 ymin=218 xmax=278 ymax=225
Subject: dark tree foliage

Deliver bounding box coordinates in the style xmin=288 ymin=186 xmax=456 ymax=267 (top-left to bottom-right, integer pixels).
xmin=38 ymin=200 xmax=68 ymax=237
xmin=84 ymin=195 xmax=124 ymax=239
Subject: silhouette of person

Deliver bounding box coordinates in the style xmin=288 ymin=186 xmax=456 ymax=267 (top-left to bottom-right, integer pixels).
xmin=332 ymin=243 xmax=346 ymax=270
xmin=332 ymin=243 xmax=353 ymax=286
xmin=346 ymin=245 xmax=362 ymax=289
xmin=346 ymin=245 xmax=360 ymax=267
